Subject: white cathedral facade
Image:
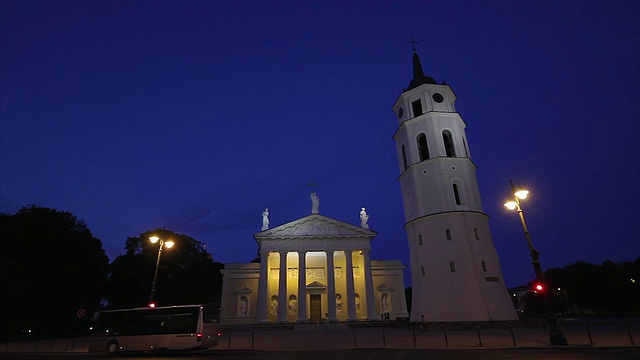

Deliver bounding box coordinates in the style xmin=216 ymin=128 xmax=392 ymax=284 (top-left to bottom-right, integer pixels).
xmin=219 ymin=48 xmax=517 ymax=324
xmin=220 ymin=201 xmax=409 ymax=324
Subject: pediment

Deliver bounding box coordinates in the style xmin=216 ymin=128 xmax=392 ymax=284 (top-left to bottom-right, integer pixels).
xmin=234 ymin=286 xmax=253 ymax=294
xmin=306 ymin=281 xmax=326 ymax=290
xmin=255 ymin=214 xmax=376 ymax=241
xmin=377 ymin=283 xmax=396 ymax=292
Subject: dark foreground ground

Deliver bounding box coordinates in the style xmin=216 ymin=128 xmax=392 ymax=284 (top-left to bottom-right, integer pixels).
xmin=1 ymin=348 xmax=640 ymax=360
xmin=2 ymin=318 xmax=638 ymax=359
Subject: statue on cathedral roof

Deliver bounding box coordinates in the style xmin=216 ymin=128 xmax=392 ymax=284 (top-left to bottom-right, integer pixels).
xmin=311 ymin=192 xmax=319 ymax=214
xmin=262 ymin=208 xmax=269 ymax=231
xmin=360 ymin=207 xmax=370 ymax=229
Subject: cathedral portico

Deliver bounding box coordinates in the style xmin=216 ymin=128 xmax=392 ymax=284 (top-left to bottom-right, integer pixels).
xmin=220 ymin=212 xmax=408 ymax=324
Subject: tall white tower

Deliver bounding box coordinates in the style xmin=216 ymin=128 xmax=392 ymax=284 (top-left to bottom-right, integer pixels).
xmin=392 ymin=48 xmax=518 ymax=322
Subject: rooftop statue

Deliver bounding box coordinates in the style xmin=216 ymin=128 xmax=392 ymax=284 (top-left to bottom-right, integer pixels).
xmin=360 ymin=207 xmax=369 ymax=229
xmin=311 ymin=192 xmax=319 ymax=214
xmin=262 ymin=208 xmax=269 ymax=231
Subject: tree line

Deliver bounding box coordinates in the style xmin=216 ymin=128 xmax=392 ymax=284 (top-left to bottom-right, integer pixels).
xmin=0 ymin=205 xmax=223 ymax=340
xmin=543 ymin=258 xmax=640 ymax=316
xmin=513 ymin=259 xmax=640 ymax=317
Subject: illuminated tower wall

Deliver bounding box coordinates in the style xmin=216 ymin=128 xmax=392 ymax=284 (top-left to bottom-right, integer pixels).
xmin=391 ymin=49 xmax=518 ymax=322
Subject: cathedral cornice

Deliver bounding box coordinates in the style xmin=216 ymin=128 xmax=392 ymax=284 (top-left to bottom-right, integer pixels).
xmin=396 ymin=156 xmax=478 ymax=180
xmin=392 ymin=111 xmax=467 ymax=138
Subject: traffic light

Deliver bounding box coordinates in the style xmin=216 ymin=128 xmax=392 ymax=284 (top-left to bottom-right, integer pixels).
xmin=531 ymin=280 xmax=546 ymax=294
xmin=148 ymin=302 xmax=157 ymax=308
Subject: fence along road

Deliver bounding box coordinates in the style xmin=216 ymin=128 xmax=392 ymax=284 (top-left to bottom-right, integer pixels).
xmin=1 ymin=321 xmax=638 ymax=353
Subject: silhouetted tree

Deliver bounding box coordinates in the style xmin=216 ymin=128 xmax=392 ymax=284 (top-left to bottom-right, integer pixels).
xmin=0 ymin=205 xmax=109 ymax=339
xmin=546 ymin=258 xmax=640 ymax=316
xmin=107 ymin=229 xmax=223 ymax=311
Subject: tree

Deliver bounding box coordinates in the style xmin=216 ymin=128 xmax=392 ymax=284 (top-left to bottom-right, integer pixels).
xmin=0 ymin=205 xmax=109 ymax=339
xmin=546 ymin=258 xmax=640 ymax=316
xmin=107 ymin=228 xmax=223 ymax=311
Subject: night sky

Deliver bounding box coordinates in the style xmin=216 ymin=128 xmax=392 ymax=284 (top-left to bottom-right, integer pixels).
xmin=2 ymin=1 xmax=639 ymax=289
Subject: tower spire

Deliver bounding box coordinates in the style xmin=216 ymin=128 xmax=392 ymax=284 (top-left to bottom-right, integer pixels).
xmin=412 ymin=49 xmax=425 ymax=79
xmin=405 ymin=38 xmax=436 ymax=91
xmin=407 ymin=37 xmax=425 ymax=79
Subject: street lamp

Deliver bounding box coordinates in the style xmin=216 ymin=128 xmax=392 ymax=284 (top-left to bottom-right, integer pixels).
xmin=504 ymin=180 xmax=568 ymax=345
xmin=148 ymin=235 xmax=175 ymax=307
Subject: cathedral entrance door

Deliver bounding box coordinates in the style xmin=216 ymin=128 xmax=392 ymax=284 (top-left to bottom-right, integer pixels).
xmin=310 ymin=294 xmax=322 ymax=323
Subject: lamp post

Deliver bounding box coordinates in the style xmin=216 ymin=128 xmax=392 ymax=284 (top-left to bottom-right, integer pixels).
xmin=504 ymin=180 xmax=568 ymax=345
xmin=148 ymin=236 xmax=175 ymax=307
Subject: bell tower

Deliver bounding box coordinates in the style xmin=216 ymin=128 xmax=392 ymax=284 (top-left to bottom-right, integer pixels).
xmin=392 ymin=47 xmax=517 ymax=322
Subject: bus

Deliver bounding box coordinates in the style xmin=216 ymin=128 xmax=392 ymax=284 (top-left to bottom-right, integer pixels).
xmin=88 ymin=304 xmax=220 ymax=354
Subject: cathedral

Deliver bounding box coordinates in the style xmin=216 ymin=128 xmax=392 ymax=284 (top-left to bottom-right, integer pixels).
xmin=220 ymin=195 xmax=409 ymax=324
xmin=219 ymin=48 xmax=517 ymax=324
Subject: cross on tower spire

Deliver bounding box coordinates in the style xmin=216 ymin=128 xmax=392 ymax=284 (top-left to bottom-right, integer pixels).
xmin=407 ymin=36 xmax=420 ymax=52
xmin=404 ymin=37 xmax=437 ymax=90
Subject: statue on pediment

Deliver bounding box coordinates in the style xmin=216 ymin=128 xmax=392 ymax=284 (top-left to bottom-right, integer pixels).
xmin=262 ymin=208 xmax=269 ymax=231
xmin=311 ymin=192 xmax=320 ymax=214
xmin=360 ymin=207 xmax=369 ymax=229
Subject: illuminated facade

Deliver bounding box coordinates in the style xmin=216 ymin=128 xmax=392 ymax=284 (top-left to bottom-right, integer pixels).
xmin=391 ymin=49 xmax=518 ymax=322
xmin=220 ymin=213 xmax=408 ymax=324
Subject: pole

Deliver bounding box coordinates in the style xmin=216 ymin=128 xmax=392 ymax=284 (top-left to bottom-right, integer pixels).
xmin=149 ymin=241 xmax=164 ymax=304
xmin=509 ymin=180 xmax=567 ymax=345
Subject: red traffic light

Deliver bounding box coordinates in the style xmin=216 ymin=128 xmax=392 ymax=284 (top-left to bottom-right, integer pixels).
xmin=531 ymin=281 xmax=546 ymax=293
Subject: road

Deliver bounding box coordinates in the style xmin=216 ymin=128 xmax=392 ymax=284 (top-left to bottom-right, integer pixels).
xmin=1 ymin=348 xmax=639 ymax=360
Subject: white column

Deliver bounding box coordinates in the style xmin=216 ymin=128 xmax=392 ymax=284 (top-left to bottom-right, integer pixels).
xmin=297 ymin=251 xmax=307 ymax=322
xmin=278 ymin=251 xmax=288 ymax=323
xmin=257 ymin=250 xmax=269 ymax=323
xmin=362 ymin=249 xmax=376 ymax=320
xmin=326 ymin=250 xmax=337 ymax=322
xmin=344 ymin=250 xmax=357 ymax=321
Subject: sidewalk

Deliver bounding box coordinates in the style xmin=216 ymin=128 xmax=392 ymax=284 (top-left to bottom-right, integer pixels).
xmin=215 ymin=321 xmax=639 ymax=351
xmin=1 ymin=320 xmax=638 ymax=353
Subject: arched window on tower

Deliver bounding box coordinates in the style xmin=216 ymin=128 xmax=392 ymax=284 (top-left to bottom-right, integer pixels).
xmin=402 ymin=145 xmax=408 ymax=170
xmin=443 ymin=130 xmax=456 ymax=157
xmin=417 ymin=133 xmax=430 ymax=161
xmin=418 ymin=234 xmax=423 ymax=245
xmin=452 ymin=180 xmax=467 ymax=206
xmin=412 ymin=99 xmax=423 ymax=117
xmin=453 ymin=184 xmax=461 ymax=205
xmin=482 ymin=261 xmax=488 ymax=272
xmin=445 ymin=229 xmax=452 ymax=240
xmin=449 ymin=261 xmax=456 ymax=272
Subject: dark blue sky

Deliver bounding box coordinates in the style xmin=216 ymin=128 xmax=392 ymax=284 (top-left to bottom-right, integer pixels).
xmin=2 ymin=1 xmax=639 ymax=288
